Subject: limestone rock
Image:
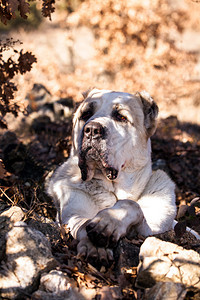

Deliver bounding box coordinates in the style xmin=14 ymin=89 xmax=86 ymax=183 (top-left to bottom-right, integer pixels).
xmin=0 ymin=222 xmax=58 ymax=299
xmin=144 ymin=282 xmax=187 ymax=300
xmin=32 ymin=270 xmax=84 ymax=300
xmin=27 ymin=215 xmax=60 ymax=247
xmin=114 ymin=238 xmax=140 ymax=275
xmin=136 ymin=237 xmax=200 ymax=289
xmin=0 ymin=206 xmax=25 ymax=231
xmin=0 ymin=206 xmax=25 ymax=262
xmin=39 ymin=270 xmax=71 ymax=294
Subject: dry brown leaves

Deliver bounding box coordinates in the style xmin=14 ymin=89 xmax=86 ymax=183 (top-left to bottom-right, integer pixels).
xmin=0 ymin=40 xmax=37 ymax=128
xmin=0 ymin=0 xmax=30 ymax=24
xmin=64 ymin=0 xmax=196 ymax=102
xmin=42 ymin=0 xmax=56 ymax=20
xmin=0 ymin=0 xmax=56 ymax=24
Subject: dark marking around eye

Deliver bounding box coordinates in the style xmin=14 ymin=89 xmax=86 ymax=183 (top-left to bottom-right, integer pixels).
xmin=112 ymin=110 xmax=128 ymax=123
xmin=80 ymin=110 xmax=93 ymax=122
xmin=80 ymin=102 xmax=95 ymax=122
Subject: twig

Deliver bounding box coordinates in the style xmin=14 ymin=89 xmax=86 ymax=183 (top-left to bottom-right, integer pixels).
xmin=0 ymin=187 xmax=15 ymax=205
xmin=87 ymin=263 xmax=111 ymax=284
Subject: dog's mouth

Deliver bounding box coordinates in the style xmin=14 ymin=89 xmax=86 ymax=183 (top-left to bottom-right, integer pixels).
xmin=105 ymin=167 xmax=118 ymax=181
xmin=78 ymin=147 xmax=118 ymax=182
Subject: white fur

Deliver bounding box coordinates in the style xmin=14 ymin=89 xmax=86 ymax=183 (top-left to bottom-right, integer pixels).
xmin=47 ymin=89 xmax=180 ymax=258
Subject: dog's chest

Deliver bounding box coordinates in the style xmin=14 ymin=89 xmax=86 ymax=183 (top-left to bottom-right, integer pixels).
xmin=84 ymin=179 xmax=117 ymax=210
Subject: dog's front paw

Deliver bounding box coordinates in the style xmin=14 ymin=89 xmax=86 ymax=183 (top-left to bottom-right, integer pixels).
xmin=86 ymin=200 xmax=144 ymax=248
xmin=86 ymin=212 xmax=124 ymax=248
xmin=77 ymin=237 xmax=113 ymax=268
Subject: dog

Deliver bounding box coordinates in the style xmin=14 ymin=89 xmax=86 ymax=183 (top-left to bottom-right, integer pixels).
xmin=47 ymin=88 xmax=177 ymax=264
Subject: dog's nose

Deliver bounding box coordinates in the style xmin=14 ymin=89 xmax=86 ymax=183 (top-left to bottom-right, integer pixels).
xmin=84 ymin=122 xmax=105 ymax=139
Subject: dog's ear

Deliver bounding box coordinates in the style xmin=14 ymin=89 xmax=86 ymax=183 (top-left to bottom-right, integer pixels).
xmin=82 ymin=87 xmax=96 ymax=99
xmin=137 ymin=91 xmax=159 ymax=137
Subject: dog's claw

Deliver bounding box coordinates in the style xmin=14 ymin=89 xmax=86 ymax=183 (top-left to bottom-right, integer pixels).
xmin=77 ymin=237 xmax=113 ymax=269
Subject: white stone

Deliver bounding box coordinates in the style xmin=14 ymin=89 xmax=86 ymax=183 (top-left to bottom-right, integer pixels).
xmin=136 ymin=237 xmax=200 ymax=289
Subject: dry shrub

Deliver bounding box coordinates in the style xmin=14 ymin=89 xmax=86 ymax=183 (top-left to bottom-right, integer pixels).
xmin=65 ymin=0 xmax=197 ymax=104
xmin=0 ymin=0 xmax=56 ymax=128
xmin=0 ymin=39 xmax=37 ymax=128
xmin=0 ymin=0 xmax=55 ymax=24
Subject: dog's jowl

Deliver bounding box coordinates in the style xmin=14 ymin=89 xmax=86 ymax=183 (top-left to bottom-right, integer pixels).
xmin=47 ymin=88 xmax=176 ymax=264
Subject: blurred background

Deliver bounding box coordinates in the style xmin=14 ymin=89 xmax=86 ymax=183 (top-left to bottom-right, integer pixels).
xmin=1 ymin=0 xmax=200 ymax=124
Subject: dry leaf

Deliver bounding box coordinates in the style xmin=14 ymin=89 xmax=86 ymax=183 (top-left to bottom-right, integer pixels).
xmin=18 ymin=0 xmax=30 ymax=19
xmin=7 ymin=0 xmax=19 ymax=14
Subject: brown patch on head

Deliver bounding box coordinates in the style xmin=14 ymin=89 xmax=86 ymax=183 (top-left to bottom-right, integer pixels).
xmin=136 ymin=91 xmax=159 ymax=137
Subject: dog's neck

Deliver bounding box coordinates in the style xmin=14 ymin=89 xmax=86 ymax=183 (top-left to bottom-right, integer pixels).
xmin=91 ymin=158 xmax=152 ymax=201
xmin=72 ymin=138 xmax=153 ymax=201
xmin=113 ymin=159 xmax=152 ymax=201
xmin=113 ymin=137 xmax=152 ymax=200
xmin=92 ymin=148 xmax=152 ymax=202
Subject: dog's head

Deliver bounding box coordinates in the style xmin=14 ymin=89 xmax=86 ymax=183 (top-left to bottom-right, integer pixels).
xmin=72 ymin=88 xmax=158 ymax=182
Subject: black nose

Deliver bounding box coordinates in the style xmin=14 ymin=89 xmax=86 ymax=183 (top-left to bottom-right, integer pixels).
xmin=84 ymin=122 xmax=106 ymax=139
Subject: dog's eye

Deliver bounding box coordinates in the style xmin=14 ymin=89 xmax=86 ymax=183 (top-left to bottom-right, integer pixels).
xmin=80 ymin=110 xmax=93 ymax=122
xmin=112 ymin=110 xmax=127 ymax=122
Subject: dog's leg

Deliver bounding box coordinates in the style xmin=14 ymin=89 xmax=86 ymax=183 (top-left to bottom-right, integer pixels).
xmin=136 ymin=170 xmax=177 ymax=236
xmin=70 ymin=216 xmax=115 ymax=266
xmin=53 ymin=189 xmax=115 ymax=265
xmin=86 ymin=200 xmax=144 ymax=247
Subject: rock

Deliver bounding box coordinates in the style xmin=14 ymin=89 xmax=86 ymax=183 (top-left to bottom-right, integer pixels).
xmin=27 ymin=215 xmax=60 ymax=247
xmin=0 ymin=222 xmax=58 ymax=299
xmin=114 ymin=238 xmax=140 ymax=275
xmin=0 ymin=206 xmax=25 ymax=230
xmin=0 ymin=206 xmax=25 ymax=262
xmin=32 ymin=291 xmax=67 ymax=300
xmin=136 ymin=237 xmax=200 ymax=289
xmin=96 ymin=286 xmax=123 ymax=300
xmin=144 ymin=282 xmax=187 ymax=300
xmin=32 ymin=270 xmax=83 ymax=300
xmin=0 ymin=262 xmax=22 ymax=299
xmin=0 ymin=238 xmax=6 ymax=263
xmin=39 ymin=270 xmax=71 ymax=294
xmin=155 ymin=230 xmax=200 ymax=252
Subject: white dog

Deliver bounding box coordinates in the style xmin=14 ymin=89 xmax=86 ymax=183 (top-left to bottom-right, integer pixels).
xmin=47 ymin=89 xmax=177 ymax=264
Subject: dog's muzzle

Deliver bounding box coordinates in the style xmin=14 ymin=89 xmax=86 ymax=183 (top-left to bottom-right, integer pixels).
xmin=78 ymin=121 xmax=118 ymax=181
